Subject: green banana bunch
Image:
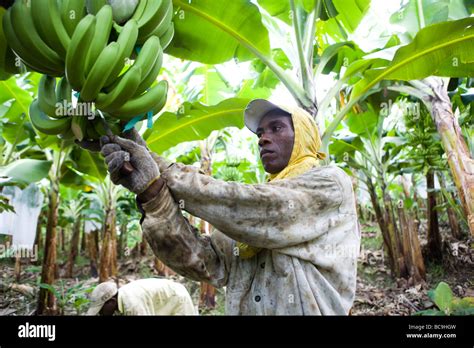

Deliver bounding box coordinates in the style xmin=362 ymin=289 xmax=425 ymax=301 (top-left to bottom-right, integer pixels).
xmin=33 ymin=73 xmax=98 ymax=141
xmin=9 ymin=0 xmax=174 ymax=143
xmin=65 ymin=7 xmax=169 ymax=122
xmin=32 ymin=75 xmax=74 ymax=136
xmin=2 ymin=0 xmax=70 ymax=76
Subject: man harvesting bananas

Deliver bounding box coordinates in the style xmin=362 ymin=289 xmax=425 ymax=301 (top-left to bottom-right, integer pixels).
xmin=89 ymin=100 xmax=361 ymax=315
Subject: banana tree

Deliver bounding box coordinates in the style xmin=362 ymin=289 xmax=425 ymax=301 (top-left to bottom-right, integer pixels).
xmin=330 ymin=99 xmax=425 ymax=281
xmin=387 ymin=78 xmax=474 ymax=236
xmin=397 ymin=102 xmax=448 ymax=260
xmin=321 ymin=0 xmax=474 ymax=233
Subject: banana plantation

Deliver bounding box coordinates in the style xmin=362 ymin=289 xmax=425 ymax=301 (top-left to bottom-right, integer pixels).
xmin=0 ymin=0 xmax=473 ymax=317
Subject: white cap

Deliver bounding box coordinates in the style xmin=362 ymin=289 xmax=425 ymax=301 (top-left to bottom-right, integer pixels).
xmin=244 ymin=99 xmax=289 ymax=134
xmin=87 ymin=282 xmax=118 ymax=315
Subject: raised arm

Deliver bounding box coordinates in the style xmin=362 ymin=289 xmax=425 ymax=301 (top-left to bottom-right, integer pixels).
xmin=139 ymin=181 xmax=232 ymax=288
xmin=156 ymin=161 xmax=344 ymax=249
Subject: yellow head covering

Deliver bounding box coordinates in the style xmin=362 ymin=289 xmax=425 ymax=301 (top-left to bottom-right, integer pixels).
xmin=238 ymin=103 xmax=326 ymax=259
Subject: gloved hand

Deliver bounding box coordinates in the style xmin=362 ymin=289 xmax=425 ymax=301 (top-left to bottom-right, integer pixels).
xmin=100 ymin=133 xmax=160 ymax=194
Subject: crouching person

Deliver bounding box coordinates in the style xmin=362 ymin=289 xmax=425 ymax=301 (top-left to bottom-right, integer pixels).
xmin=87 ymin=278 xmax=197 ymax=315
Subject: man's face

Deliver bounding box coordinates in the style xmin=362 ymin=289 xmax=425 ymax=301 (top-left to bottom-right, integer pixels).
xmin=256 ymin=110 xmax=294 ymax=174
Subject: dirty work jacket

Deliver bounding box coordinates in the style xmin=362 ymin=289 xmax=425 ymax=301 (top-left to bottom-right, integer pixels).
xmin=140 ymin=157 xmax=361 ymax=315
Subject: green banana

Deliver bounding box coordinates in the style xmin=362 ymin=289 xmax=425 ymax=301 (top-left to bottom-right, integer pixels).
xmin=29 ymin=99 xmax=71 ymax=136
xmin=61 ymin=0 xmax=87 ymax=37
xmin=56 ymin=77 xmax=73 ymax=105
xmin=10 ymin=1 xmax=64 ymax=70
xmin=81 ymin=42 xmax=121 ymax=102
xmin=133 ymin=47 xmax=163 ymax=97
xmin=0 ymin=7 xmax=20 ymax=78
xmin=71 ymin=115 xmax=88 ymax=141
xmin=85 ymin=4 xmax=113 ymax=74
xmin=143 ymin=0 xmax=173 ymax=40
xmin=96 ymin=65 xmax=142 ymax=111
xmin=112 ymin=80 xmax=168 ymax=120
xmin=130 ymin=0 xmax=147 ymax=24
xmin=104 ymin=18 xmax=139 ymax=88
xmin=65 ymin=14 xmax=96 ymax=91
xmin=134 ymin=0 xmax=162 ymax=42
xmin=31 ymin=0 xmax=70 ymax=58
xmin=38 ymin=75 xmax=59 ymax=117
xmin=2 ymin=8 xmax=62 ymax=75
xmin=159 ymin=22 xmax=174 ymax=51
xmin=132 ymin=35 xmax=161 ymax=81
xmin=55 ymin=77 xmax=73 ymax=118
xmin=86 ymin=0 xmax=108 ymax=15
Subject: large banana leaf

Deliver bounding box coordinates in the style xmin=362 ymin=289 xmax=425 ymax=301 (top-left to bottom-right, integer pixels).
xmin=144 ymin=98 xmax=247 ymax=154
xmin=0 ymin=159 xmax=52 ymax=185
xmin=0 ymin=77 xmax=32 ymax=122
xmin=168 ymin=0 xmax=271 ymax=64
xmin=0 ymin=75 xmax=35 ymax=146
xmin=351 ymin=17 xmax=474 ymax=100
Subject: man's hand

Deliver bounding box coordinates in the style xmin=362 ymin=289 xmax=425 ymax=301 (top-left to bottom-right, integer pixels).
xmin=100 ymin=134 xmax=160 ymax=195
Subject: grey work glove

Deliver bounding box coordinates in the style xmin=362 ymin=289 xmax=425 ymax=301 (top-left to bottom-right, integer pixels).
xmin=100 ymin=134 xmax=160 ymax=194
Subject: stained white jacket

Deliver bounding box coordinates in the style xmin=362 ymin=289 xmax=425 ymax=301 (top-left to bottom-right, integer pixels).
xmin=140 ymin=160 xmax=360 ymax=315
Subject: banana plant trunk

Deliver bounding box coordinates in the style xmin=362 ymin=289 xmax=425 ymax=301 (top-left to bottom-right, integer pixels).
xmin=99 ymin=198 xmax=117 ymax=282
xmin=426 ymin=169 xmax=442 ymax=261
xmin=66 ymin=216 xmax=82 ymax=278
xmin=118 ymin=222 xmax=127 ymax=259
xmin=397 ymin=205 xmax=426 ymax=283
xmin=80 ymin=221 xmax=86 ymax=254
xmin=366 ymin=178 xmax=396 ymax=272
xmin=424 ymin=78 xmax=474 ymax=236
xmin=87 ymin=229 xmax=99 ymax=278
xmin=382 ymin=192 xmax=405 ymax=277
xmin=37 ymin=179 xmax=59 ymax=315
xmin=398 ymin=176 xmax=426 ymax=283
xmin=437 ymin=172 xmax=462 ymax=239
xmin=34 ymin=217 xmax=42 ymax=265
